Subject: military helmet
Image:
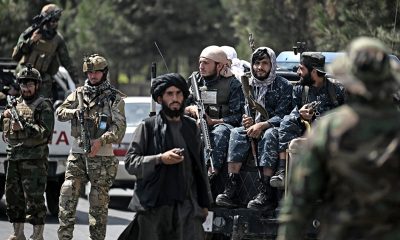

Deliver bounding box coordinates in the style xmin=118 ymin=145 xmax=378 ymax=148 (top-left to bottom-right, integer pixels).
xmin=82 ymin=54 xmax=108 ymax=73
xmin=17 ymin=64 xmax=42 ymax=83
xmin=41 ymin=4 xmax=61 ymax=15
xmin=327 ymin=37 xmax=400 ymax=96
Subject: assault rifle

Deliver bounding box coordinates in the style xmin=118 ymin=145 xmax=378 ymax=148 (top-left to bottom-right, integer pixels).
xmin=9 ymin=96 xmax=24 ymax=130
xmin=190 ymin=75 xmax=214 ymax=172
xmin=23 ymin=8 xmax=63 ymax=40
xmin=77 ymin=91 xmax=91 ymax=153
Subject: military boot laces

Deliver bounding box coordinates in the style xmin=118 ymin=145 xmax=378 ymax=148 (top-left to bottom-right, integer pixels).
xmin=29 ymin=225 xmax=44 ymax=240
xmin=270 ymin=169 xmax=285 ymax=188
xmin=8 ymin=223 xmax=26 ymax=240
xmin=215 ymin=173 xmax=240 ymax=208
xmin=247 ymin=177 xmax=277 ymax=211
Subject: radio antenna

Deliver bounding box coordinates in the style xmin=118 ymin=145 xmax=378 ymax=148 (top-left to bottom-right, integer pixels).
xmin=154 ymin=41 xmax=169 ymax=72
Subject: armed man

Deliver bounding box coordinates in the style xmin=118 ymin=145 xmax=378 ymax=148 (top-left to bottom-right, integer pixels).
xmin=185 ymin=45 xmax=244 ymax=183
xmin=269 ymin=52 xmax=347 ymax=189
xmin=12 ymin=3 xmax=78 ymax=100
xmin=216 ymin=47 xmax=292 ymax=210
xmin=56 ymin=54 xmax=126 ymax=240
xmin=278 ymin=37 xmax=400 ymax=240
xmin=0 ymin=65 xmax=54 ymax=240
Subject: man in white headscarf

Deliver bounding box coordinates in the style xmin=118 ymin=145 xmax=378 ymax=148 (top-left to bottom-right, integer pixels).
xmin=186 ymin=46 xmax=244 ymax=190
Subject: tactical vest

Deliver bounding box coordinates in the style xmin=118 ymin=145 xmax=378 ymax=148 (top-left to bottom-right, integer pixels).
xmin=204 ymin=77 xmax=231 ymax=119
xmin=70 ymin=87 xmax=119 ymax=141
xmin=3 ymin=97 xmax=49 ymax=147
xmin=21 ymin=34 xmax=62 ymax=75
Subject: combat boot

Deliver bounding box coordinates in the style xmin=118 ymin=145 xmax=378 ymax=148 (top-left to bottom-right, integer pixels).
xmin=215 ymin=173 xmax=240 ymax=207
xmin=7 ymin=223 xmax=26 ymax=240
xmin=29 ymin=225 xmax=44 ymax=240
xmin=247 ymin=177 xmax=277 ymax=211
xmin=270 ymin=169 xmax=285 ymax=188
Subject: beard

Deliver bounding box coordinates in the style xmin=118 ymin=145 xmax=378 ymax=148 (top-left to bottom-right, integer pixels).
xmin=299 ymin=72 xmax=314 ymax=86
xmin=162 ymin=102 xmax=184 ymax=118
xmin=21 ymin=93 xmax=37 ymax=102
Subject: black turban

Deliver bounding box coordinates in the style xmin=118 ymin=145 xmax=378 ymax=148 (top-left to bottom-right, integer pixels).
xmin=151 ymin=73 xmax=190 ymax=102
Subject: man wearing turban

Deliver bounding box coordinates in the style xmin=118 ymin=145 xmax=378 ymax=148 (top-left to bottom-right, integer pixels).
xmin=121 ymin=73 xmax=212 ymax=240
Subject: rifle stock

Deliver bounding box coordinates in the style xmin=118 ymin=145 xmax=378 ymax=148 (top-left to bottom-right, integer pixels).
xmin=190 ymin=75 xmax=214 ymax=172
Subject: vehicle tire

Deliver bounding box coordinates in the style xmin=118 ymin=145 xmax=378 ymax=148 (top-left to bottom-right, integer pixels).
xmin=46 ymin=180 xmax=61 ymax=216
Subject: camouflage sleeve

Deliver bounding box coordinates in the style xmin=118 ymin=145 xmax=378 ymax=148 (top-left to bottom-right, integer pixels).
xmin=223 ymin=78 xmax=244 ymax=127
xmin=124 ymin=122 xmax=160 ymax=179
xmin=277 ymin=117 xmax=330 ymax=240
xmin=56 ymin=90 xmax=79 ymax=121
xmin=99 ymin=96 xmax=126 ymax=145
xmin=11 ymin=27 xmax=34 ymax=62
xmin=267 ymin=78 xmax=293 ymax=127
xmin=24 ymin=100 xmax=55 ymax=141
xmin=292 ymin=85 xmax=303 ymax=109
xmin=57 ymin=37 xmax=79 ymax=84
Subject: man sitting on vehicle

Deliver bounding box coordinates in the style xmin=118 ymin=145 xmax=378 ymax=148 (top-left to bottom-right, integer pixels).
xmin=269 ymin=52 xmax=347 ymax=188
xmin=216 ymin=47 xmax=292 ymax=210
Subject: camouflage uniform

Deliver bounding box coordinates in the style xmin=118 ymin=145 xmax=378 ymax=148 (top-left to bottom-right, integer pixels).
xmin=0 ymin=66 xmax=54 ymax=239
xmin=187 ymin=71 xmax=244 ymax=170
xmin=278 ymin=37 xmax=400 ymax=240
xmin=56 ymin=55 xmax=126 ymax=240
xmin=12 ymin=4 xmax=78 ymax=99
xmin=228 ymin=48 xmax=292 ymax=167
xmin=278 ymin=79 xmax=347 ymax=154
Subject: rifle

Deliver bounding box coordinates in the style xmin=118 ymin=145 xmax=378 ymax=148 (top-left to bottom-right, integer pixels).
xmin=241 ymin=74 xmax=263 ymax=179
xmin=190 ymin=75 xmax=214 ymax=173
xmin=77 ymin=91 xmax=91 ymax=153
xmin=9 ymin=96 xmax=24 ymax=130
xmin=23 ymin=9 xmax=63 ymax=40
xmin=149 ymin=62 xmax=157 ymax=117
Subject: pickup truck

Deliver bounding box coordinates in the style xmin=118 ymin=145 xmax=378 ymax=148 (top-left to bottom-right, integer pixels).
xmin=0 ymin=58 xmax=75 ymax=216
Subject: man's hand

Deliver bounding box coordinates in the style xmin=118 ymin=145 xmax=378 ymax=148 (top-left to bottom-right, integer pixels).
xmin=299 ymin=104 xmax=314 ymax=121
xmin=2 ymin=109 xmax=11 ymax=118
xmin=246 ymin=122 xmax=267 ymax=139
xmin=242 ymin=114 xmax=254 ymax=129
xmin=185 ymin=105 xmax=199 ymax=119
xmin=160 ymin=148 xmax=184 ymax=165
xmin=89 ymin=139 xmax=102 ymax=157
xmin=30 ymin=29 xmax=42 ymax=43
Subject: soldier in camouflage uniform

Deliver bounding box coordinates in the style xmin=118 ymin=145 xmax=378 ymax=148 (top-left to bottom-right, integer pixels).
xmin=12 ymin=4 xmax=78 ymax=100
xmin=0 ymin=65 xmax=54 ymax=240
xmin=185 ymin=46 xmax=244 ymax=179
xmin=278 ymin=37 xmax=400 ymax=240
xmin=269 ymin=53 xmax=347 ymax=188
xmin=216 ymin=47 xmax=292 ymax=210
xmin=56 ymin=54 xmax=126 ymax=240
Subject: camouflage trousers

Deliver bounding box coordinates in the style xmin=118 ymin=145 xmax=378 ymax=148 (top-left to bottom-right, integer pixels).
xmin=5 ymin=158 xmax=48 ymax=225
xmin=209 ymin=123 xmax=233 ymax=170
xmin=228 ymin=126 xmax=279 ymax=169
xmin=58 ymin=153 xmax=118 ymax=240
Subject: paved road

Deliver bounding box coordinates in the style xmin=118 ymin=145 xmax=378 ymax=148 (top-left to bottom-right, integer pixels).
xmin=0 ymin=188 xmax=134 ymax=239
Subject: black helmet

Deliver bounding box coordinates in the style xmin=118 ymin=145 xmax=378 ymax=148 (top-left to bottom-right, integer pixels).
xmin=17 ymin=64 xmax=42 ymax=83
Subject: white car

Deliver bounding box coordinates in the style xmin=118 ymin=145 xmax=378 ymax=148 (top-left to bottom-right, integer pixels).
xmin=111 ymin=96 xmax=160 ymax=189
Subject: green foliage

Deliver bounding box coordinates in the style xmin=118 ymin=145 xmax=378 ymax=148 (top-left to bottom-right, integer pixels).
xmin=1 ymin=0 xmax=398 ymax=88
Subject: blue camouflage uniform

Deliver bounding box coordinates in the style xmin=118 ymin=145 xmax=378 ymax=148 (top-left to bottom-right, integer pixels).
xmin=187 ymin=72 xmax=244 ymax=170
xmin=228 ymin=47 xmax=292 ymax=168
xmin=278 ymin=79 xmax=347 ymax=153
